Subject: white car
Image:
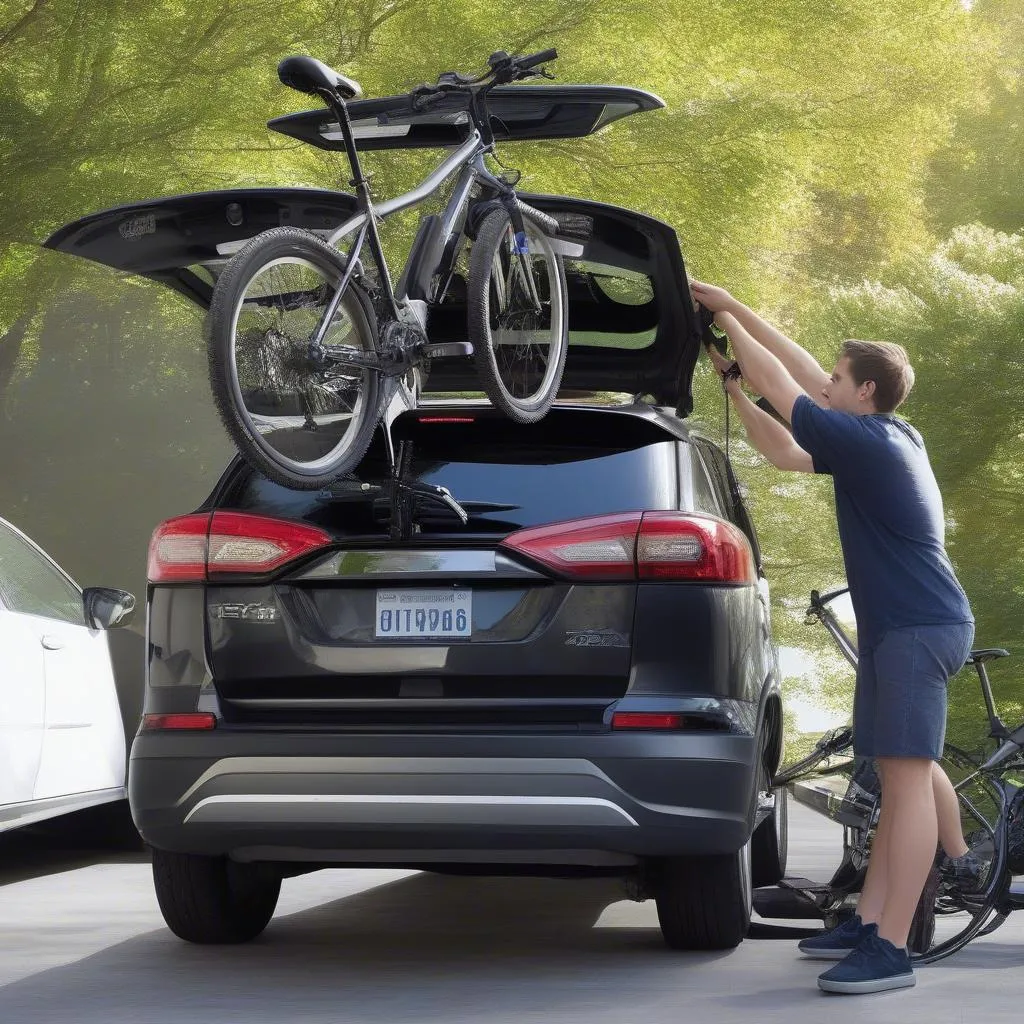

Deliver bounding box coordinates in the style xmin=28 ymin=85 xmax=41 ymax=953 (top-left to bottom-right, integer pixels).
xmin=0 ymin=516 xmax=135 ymax=832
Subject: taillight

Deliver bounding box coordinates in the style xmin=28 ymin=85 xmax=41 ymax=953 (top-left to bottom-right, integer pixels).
xmin=498 ymin=513 xmax=640 ymax=580
xmin=141 ymin=713 xmax=217 ymax=732
xmin=612 ymin=712 xmax=683 ymax=729
xmin=500 ymin=512 xmax=755 ymax=584
xmin=147 ymin=511 xmax=332 ymax=583
xmin=637 ymin=512 xmax=756 ymax=583
xmin=147 ymin=514 xmax=212 ymax=583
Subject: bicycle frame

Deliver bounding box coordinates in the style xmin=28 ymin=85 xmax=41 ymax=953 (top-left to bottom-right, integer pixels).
xmin=313 ymin=74 xmax=539 ymax=356
xmin=324 ymin=131 xmax=493 ymax=314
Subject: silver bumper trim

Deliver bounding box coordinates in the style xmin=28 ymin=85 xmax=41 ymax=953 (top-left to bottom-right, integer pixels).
xmin=183 ymin=793 xmax=638 ymax=827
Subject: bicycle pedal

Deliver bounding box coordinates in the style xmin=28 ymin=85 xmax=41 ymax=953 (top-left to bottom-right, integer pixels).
xmin=422 ymin=342 xmax=474 ymax=359
xmin=778 ymin=876 xmax=834 ymax=894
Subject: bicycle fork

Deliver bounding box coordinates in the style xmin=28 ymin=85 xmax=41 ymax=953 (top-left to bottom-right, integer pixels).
xmin=504 ymin=194 xmax=544 ymax=315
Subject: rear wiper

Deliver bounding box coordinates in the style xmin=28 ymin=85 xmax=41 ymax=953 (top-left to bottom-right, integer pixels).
xmin=408 ymin=482 xmax=469 ymax=525
xmin=315 ymin=477 xmax=469 ymax=522
xmin=317 ymin=478 xmax=520 ymax=537
xmin=317 ymin=441 xmax=521 ymax=540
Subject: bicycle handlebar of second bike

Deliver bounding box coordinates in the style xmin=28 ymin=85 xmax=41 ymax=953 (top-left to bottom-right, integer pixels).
xmin=409 ymin=49 xmax=559 ymax=111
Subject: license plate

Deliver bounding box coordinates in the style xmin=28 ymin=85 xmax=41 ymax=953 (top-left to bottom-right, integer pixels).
xmin=374 ymin=589 xmax=472 ymax=638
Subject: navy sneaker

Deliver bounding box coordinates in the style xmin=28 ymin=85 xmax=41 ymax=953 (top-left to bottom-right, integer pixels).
xmin=798 ymin=915 xmax=876 ymax=960
xmin=939 ymin=837 xmax=991 ymax=894
xmin=817 ymin=932 xmax=915 ymax=994
xmin=939 ymin=851 xmax=986 ymax=893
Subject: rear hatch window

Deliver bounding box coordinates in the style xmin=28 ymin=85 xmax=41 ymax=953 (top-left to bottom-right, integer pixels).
xmin=221 ymin=407 xmax=681 ymax=538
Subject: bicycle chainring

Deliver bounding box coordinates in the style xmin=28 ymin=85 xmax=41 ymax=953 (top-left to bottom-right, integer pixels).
xmin=379 ymin=318 xmax=429 ymax=377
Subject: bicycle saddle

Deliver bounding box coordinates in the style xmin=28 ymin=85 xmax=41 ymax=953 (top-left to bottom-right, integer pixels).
xmin=278 ymin=56 xmax=362 ymax=100
xmin=967 ymin=648 xmax=1011 ymax=665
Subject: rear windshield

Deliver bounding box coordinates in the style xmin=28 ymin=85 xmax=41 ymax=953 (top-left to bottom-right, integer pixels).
xmin=222 ymin=409 xmax=681 ymax=537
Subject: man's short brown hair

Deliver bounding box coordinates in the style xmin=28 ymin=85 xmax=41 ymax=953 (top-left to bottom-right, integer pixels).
xmin=839 ymin=339 xmax=915 ymax=413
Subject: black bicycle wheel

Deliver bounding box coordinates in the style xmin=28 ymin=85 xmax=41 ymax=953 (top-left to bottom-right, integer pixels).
xmin=910 ymin=744 xmax=1007 ymax=964
xmin=468 ymin=207 xmax=568 ymax=423
xmin=207 ymin=227 xmax=381 ymax=490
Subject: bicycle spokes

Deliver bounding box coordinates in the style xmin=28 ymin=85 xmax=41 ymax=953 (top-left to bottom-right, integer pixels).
xmin=231 ymin=256 xmax=369 ymax=470
xmin=486 ymin=222 xmax=556 ymax=400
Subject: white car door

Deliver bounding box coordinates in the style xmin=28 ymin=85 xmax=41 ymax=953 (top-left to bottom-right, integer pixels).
xmin=0 ymin=602 xmax=46 ymax=809
xmin=0 ymin=520 xmax=125 ymax=803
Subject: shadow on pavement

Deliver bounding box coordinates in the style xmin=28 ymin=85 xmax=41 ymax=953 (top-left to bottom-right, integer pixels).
xmin=0 ymin=872 xmax=746 ymax=1023
xmin=0 ymin=802 xmax=147 ymax=887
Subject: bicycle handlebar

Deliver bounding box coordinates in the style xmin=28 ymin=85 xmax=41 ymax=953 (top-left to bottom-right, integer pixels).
xmin=516 ymin=48 xmax=558 ymax=72
xmin=408 ymin=84 xmax=457 ymax=112
xmin=807 ymin=586 xmax=850 ymax=615
xmin=411 ymin=48 xmax=559 ymax=110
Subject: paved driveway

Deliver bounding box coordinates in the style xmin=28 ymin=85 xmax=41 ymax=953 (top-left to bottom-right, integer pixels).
xmin=0 ymin=803 xmax=1020 ymax=1022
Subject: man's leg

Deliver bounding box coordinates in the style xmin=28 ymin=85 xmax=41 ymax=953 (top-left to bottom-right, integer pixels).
xmin=816 ymin=757 xmax=929 ymax=993
xmin=933 ymin=762 xmax=968 ymax=858
xmin=875 ymin=756 xmax=938 ymax=948
xmin=850 ymin=760 xmax=963 ymax=924
xmin=854 ymin=760 xmax=889 ymax=925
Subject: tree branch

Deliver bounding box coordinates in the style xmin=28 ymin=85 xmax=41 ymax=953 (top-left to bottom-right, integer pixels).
xmin=0 ymin=0 xmax=49 ymax=49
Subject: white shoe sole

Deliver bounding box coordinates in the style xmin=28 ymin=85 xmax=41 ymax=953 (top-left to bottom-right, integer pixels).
xmin=818 ymin=971 xmax=916 ymax=994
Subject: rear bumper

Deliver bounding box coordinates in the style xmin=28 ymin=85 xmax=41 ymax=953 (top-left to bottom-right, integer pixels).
xmin=129 ymin=729 xmax=759 ymax=868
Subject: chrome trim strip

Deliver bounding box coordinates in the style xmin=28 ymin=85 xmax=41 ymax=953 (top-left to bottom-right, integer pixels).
xmin=175 ymin=756 xmax=618 ymax=807
xmin=227 ymin=697 xmax=607 ymax=710
xmin=327 ymin=132 xmax=484 ymax=246
xmin=294 ymin=548 xmax=541 ymax=580
xmin=232 ymin=847 xmax=639 ymax=867
xmin=0 ymin=787 xmax=126 ymax=831
xmin=183 ymin=794 xmax=638 ymax=827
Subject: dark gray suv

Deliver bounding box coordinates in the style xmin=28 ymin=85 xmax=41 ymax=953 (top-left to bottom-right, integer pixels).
xmin=49 ymin=186 xmax=786 ymax=952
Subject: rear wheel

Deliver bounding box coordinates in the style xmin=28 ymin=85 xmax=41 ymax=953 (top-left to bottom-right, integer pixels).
xmin=207 ymin=226 xmax=382 ymax=490
xmin=655 ymin=841 xmax=753 ymax=950
xmin=468 ymin=207 xmax=568 ymax=423
xmin=152 ymin=848 xmax=281 ymax=944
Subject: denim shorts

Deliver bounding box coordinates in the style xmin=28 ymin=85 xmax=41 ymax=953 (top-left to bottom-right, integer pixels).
xmin=853 ymin=621 xmax=975 ymax=760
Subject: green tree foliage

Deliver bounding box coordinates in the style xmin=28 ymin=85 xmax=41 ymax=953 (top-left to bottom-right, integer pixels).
xmin=926 ymin=0 xmax=1024 ymax=234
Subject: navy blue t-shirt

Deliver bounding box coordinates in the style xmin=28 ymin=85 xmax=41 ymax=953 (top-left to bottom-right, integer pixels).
xmin=790 ymin=395 xmax=972 ymax=647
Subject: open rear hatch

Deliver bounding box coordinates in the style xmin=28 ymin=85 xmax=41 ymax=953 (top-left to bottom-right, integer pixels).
xmin=267 ymin=84 xmax=666 ymax=151
xmin=45 ymin=186 xmax=702 ymax=411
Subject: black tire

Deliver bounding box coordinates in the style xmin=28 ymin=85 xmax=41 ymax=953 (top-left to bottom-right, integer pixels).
xmin=655 ymin=842 xmax=753 ymax=951
xmin=468 ymin=206 xmax=568 ymax=423
xmin=207 ymin=226 xmax=382 ymax=490
xmin=152 ymin=847 xmax=281 ymax=944
xmin=752 ymin=787 xmax=789 ymax=888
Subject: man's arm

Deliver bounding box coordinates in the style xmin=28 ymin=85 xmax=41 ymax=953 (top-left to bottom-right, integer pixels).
xmin=724 ymin=379 xmax=814 ymax=472
xmin=689 ymin=281 xmax=831 ymax=401
xmin=726 ymin=303 xmax=831 ymax=399
xmin=715 ymin=311 xmax=807 ymax=424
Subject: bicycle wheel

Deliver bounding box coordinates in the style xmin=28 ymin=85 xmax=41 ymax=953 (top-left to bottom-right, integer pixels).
xmin=909 ymin=744 xmax=1007 ymax=964
xmin=468 ymin=207 xmax=568 ymax=423
xmin=207 ymin=227 xmax=381 ymax=490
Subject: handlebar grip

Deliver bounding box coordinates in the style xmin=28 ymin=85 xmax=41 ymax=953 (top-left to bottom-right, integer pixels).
xmin=409 ymin=85 xmax=448 ymax=112
xmin=517 ymin=48 xmax=558 ymax=71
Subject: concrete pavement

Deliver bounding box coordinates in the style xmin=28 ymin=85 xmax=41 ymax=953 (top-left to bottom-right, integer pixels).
xmin=0 ymin=803 xmax=1020 ymax=1023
